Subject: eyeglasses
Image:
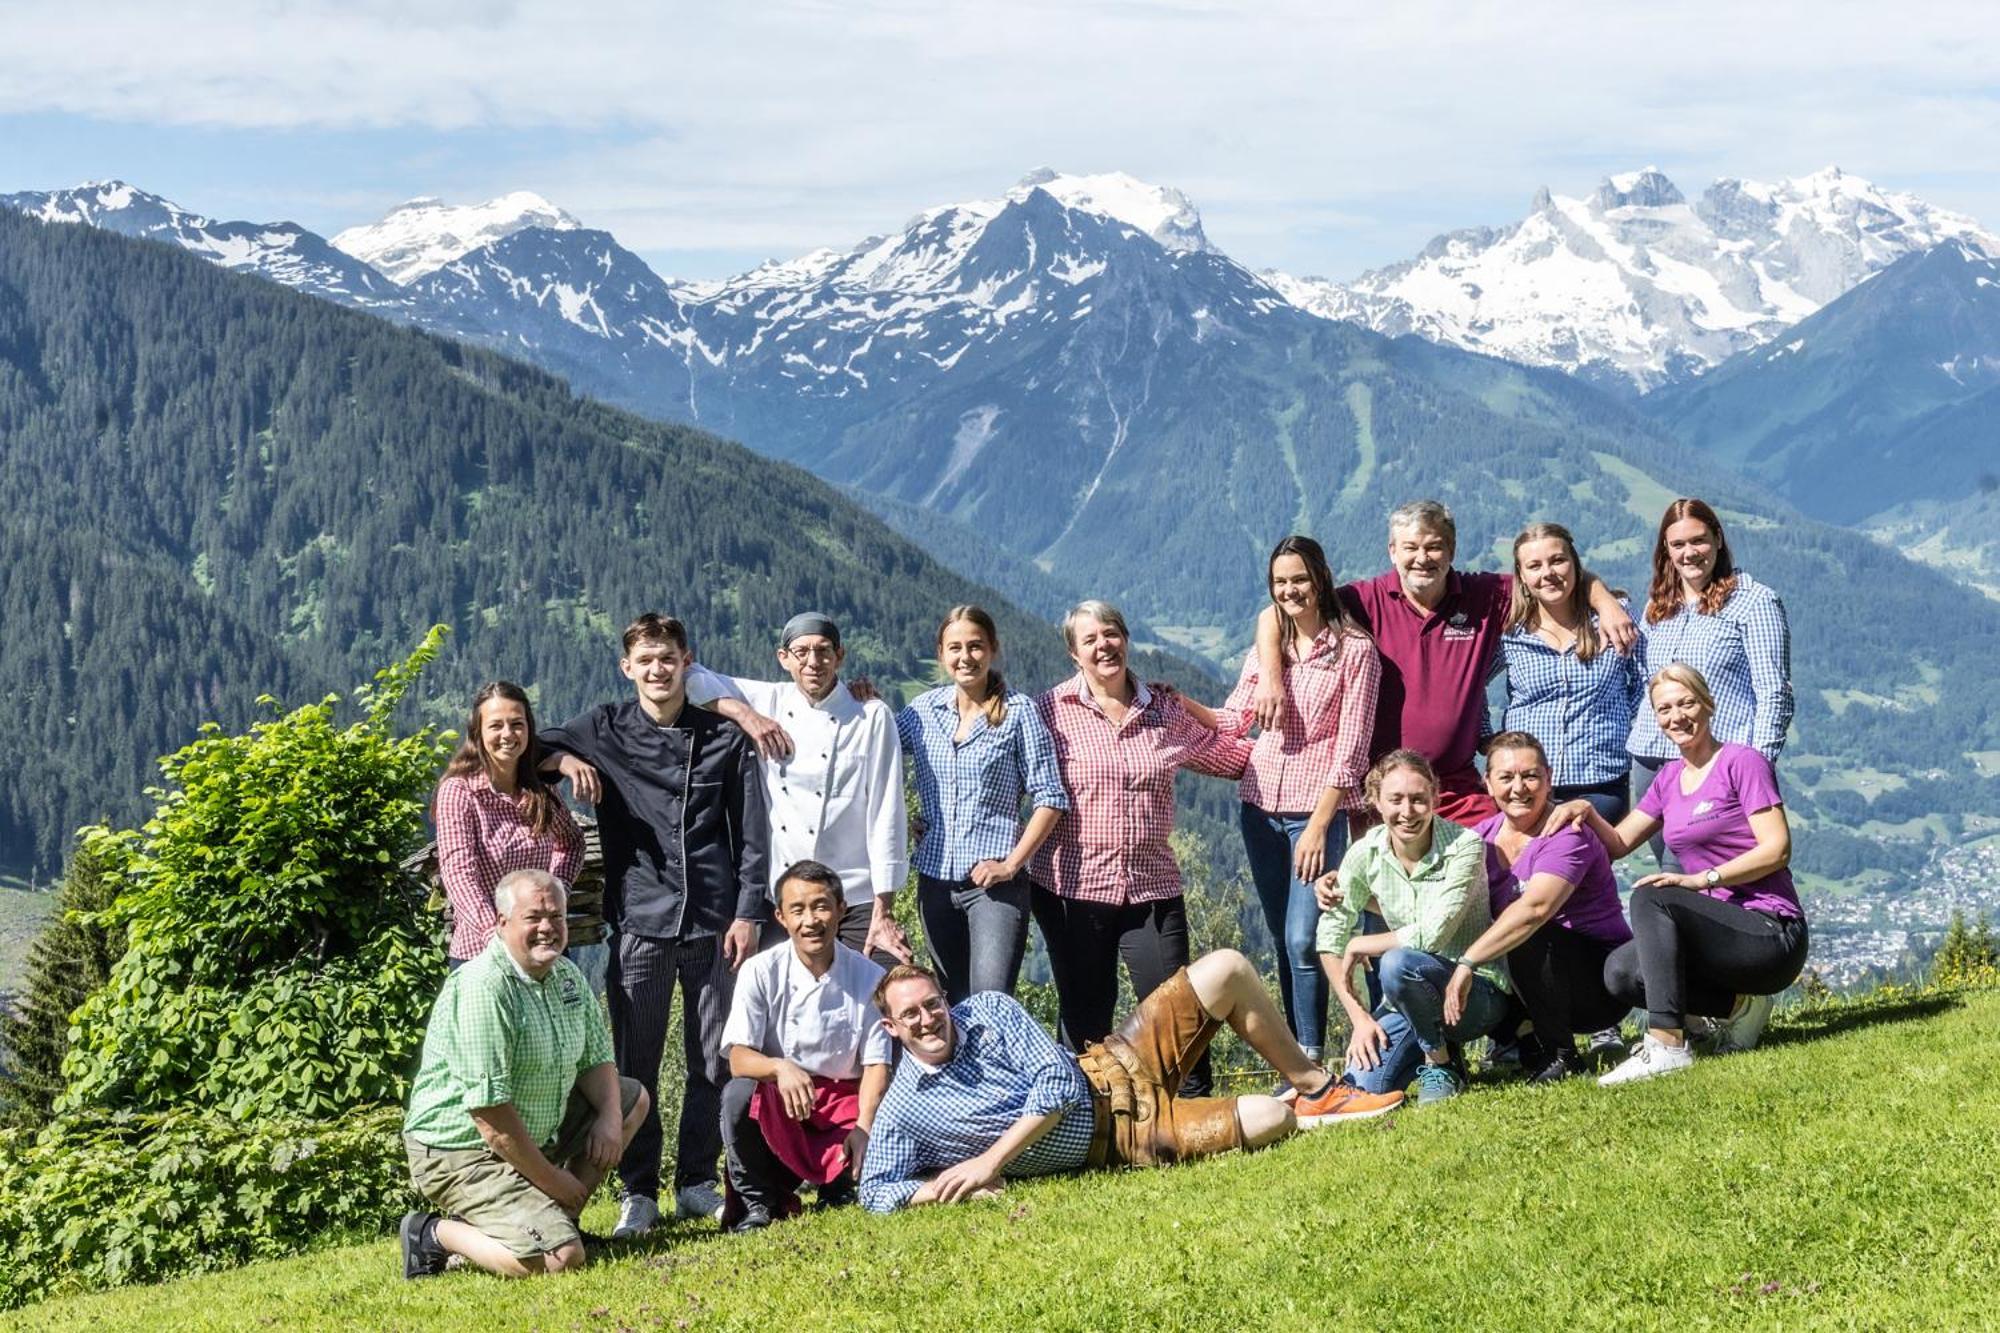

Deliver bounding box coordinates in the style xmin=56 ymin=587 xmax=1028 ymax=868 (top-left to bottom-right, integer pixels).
xmin=785 ymin=645 xmax=839 ymax=662
xmin=890 ymin=995 xmax=948 ymax=1025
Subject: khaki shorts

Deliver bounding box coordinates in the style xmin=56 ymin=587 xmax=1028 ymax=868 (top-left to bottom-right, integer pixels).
xmin=405 ymin=1076 xmax=643 ymax=1258
xmin=1078 ymin=969 xmax=1243 ymax=1169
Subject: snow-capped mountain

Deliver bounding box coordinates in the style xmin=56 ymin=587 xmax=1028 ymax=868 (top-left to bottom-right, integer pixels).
xmin=330 ymin=191 xmax=581 ymax=285
xmin=1268 ymin=166 xmax=2000 ymax=392
xmin=394 ymin=169 xmax=1258 ymax=437
xmin=0 ymin=180 xmax=403 ymax=307
xmin=1645 ymin=241 xmax=2000 ymax=521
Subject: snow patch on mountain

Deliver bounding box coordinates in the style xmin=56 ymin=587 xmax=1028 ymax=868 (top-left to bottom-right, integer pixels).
xmin=331 ymin=192 xmax=581 ymax=285
xmin=0 ymin=180 xmax=404 ymax=306
xmin=1267 ymin=166 xmax=2000 ymax=392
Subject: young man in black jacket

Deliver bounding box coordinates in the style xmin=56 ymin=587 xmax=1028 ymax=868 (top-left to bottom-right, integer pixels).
xmin=543 ymin=613 xmax=770 ymax=1236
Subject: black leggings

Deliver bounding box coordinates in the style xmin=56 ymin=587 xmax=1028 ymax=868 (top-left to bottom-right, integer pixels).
xmin=1028 ymin=885 xmax=1209 ymax=1096
xmin=1509 ymin=922 xmax=1629 ymax=1040
xmin=1604 ymin=887 xmax=1809 ymax=1030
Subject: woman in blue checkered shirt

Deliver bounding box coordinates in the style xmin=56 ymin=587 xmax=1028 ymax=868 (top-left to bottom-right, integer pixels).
xmin=1495 ymin=522 xmax=1647 ymax=825
xmin=1628 ymin=499 xmax=1793 ymax=871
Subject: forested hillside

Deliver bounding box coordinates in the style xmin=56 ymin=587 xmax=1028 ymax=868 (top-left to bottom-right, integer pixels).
xmin=0 ymin=212 xmax=1219 ymax=876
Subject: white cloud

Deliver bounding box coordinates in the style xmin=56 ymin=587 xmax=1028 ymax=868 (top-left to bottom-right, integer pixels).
xmin=7 ymin=0 xmax=2000 ymax=278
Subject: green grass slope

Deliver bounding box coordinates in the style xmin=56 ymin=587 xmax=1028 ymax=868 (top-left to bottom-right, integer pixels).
xmin=19 ymin=988 xmax=1998 ymax=1331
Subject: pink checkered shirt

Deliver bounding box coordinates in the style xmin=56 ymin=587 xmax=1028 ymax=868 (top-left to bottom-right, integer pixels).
xmin=1220 ymin=626 xmax=1380 ymax=814
xmin=1029 ymin=675 xmax=1243 ymax=905
xmin=434 ymin=771 xmax=585 ymax=960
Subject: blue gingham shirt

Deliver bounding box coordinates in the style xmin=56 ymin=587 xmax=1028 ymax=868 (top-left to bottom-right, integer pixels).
xmin=859 ymin=992 xmax=1095 ymax=1213
xmin=897 ymin=687 xmax=1071 ymax=880
xmin=1493 ymin=611 xmax=1646 ymax=786
xmin=1628 ymin=573 xmax=1793 ymax=762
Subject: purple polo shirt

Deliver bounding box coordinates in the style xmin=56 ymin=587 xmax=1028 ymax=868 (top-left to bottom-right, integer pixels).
xmin=1473 ymin=815 xmax=1633 ymax=947
xmin=1340 ymin=569 xmax=1511 ymax=797
xmin=1636 ymin=744 xmax=1802 ymax=920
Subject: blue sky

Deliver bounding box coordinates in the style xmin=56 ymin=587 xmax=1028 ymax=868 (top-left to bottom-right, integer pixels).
xmin=5 ymin=1 xmax=1998 ymax=281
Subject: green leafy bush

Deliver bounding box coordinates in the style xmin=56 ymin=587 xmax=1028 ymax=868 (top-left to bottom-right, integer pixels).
xmin=0 ymin=1106 xmax=410 ymax=1310
xmin=58 ymin=630 xmax=452 ymax=1119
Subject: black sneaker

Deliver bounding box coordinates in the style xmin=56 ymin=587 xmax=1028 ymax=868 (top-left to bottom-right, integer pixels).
xmin=813 ymin=1180 xmax=858 ymax=1211
xmin=726 ymin=1203 xmax=773 ymax=1235
xmin=400 ymin=1211 xmax=447 ymax=1279
xmin=1527 ymin=1047 xmax=1582 ymax=1086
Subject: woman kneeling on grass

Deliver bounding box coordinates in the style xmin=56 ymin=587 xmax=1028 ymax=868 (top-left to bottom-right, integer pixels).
xmin=1445 ymin=732 xmax=1633 ymax=1085
xmin=1312 ymin=750 xmax=1511 ymax=1110
xmin=1550 ymin=663 xmax=1809 ymax=1086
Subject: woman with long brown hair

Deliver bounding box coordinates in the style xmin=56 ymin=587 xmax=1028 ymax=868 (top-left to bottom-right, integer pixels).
xmin=897 ymin=605 xmax=1069 ymax=1002
xmin=1496 ymin=522 xmax=1645 ymax=823
xmin=1221 ymin=535 xmax=1380 ymax=1064
xmin=1628 ymin=499 xmax=1792 ymax=871
xmin=433 ymin=681 xmax=584 ymax=969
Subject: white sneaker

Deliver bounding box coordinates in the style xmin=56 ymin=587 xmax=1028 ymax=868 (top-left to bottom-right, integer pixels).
xmin=612 ymin=1192 xmax=660 ymax=1239
xmin=1597 ymin=1034 xmax=1695 ymax=1086
xmin=673 ymin=1182 xmax=725 ymax=1221
xmin=1711 ymin=993 xmax=1775 ymax=1055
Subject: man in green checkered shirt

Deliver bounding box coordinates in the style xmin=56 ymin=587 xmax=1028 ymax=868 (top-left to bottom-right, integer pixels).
xmin=400 ymin=869 xmax=650 ymax=1278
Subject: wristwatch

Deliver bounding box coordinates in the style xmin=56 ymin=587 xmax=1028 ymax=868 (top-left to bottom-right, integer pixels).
xmin=1703 ymin=868 xmax=1722 ymax=887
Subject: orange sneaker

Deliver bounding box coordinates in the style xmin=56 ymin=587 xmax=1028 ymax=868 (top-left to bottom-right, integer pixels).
xmin=1294 ymin=1080 xmax=1405 ymax=1126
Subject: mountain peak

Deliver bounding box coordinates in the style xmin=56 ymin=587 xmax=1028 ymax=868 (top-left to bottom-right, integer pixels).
xmin=1595 ymin=167 xmax=1685 ymax=210
xmin=330 ymin=191 xmax=583 ymax=285
xmin=918 ymin=169 xmax=1211 ymax=256
xmin=1011 ymin=169 xmax=1211 ymax=254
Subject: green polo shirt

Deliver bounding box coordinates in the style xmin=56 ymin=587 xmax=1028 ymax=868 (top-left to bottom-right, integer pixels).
xmin=403 ymin=937 xmax=614 ymax=1151
xmin=1315 ymin=818 xmax=1510 ymax=993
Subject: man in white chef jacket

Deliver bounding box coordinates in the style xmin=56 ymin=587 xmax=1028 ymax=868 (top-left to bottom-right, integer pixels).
xmin=685 ymin=612 xmax=911 ymax=964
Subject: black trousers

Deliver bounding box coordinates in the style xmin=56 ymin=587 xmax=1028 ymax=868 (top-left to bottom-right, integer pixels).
xmin=1604 ymin=887 xmax=1809 ymax=1029
xmin=1509 ymin=922 xmax=1629 ymax=1040
xmin=720 ymin=1075 xmax=800 ymax=1211
xmin=610 ymin=932 xmax=735 ymax=1197
xmin=1028 ymin=884 xmax=1209 ymax=1096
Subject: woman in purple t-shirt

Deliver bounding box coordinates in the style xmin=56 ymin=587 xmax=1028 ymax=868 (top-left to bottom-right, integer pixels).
xmin=1550 ymin=663 xmax=1809 ymax=1087
xmin=1443 ymin=732 xmax=1633 ymax=1085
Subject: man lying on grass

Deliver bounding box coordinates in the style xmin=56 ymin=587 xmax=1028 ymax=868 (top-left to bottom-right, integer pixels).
xmin=857 ymin=949 xmax=1404 ymax=1211
xmin=400 ymin=869 xmax=650 ymax=1278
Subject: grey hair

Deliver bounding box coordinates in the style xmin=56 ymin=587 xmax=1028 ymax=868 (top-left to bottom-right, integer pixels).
xmin=1062 ymin=599 xmax=1131 ymax=652
xmin=1388 ymin=499 xmax=1457 ymax=551
xmin=494 ymin=868 xmax=567 ymax=917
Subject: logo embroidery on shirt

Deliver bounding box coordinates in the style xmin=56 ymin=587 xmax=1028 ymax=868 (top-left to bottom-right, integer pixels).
xmin=1442 ymin=610 xmax=1477 ymax=642
xmin=1691 ymin=800 xmax=1716 ymax=817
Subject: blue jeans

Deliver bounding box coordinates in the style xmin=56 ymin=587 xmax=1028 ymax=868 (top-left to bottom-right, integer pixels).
xmin=1345 ymin=948 xmax=1510 ymax=1094
xmin=1241 ymin=805 xmax=1348 ymax=1052
xmin=566 ymin=941 xmax=610 ymax=1000
xmin=1553 ymin=773 xmax=1631 ymax=826
xmin=1631 ymin=757 xmax=1683 ymax=874
xmin=917 ymin=873 xmax=1030 ymax=1003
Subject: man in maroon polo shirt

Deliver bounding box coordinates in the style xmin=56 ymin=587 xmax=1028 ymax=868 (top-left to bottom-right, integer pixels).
xmin=1256 ymin=501 xmax=1634 ymax=826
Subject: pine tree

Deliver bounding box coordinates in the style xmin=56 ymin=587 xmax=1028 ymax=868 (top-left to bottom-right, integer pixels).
xmin=1931 ymin=910 xmax=2000 ymax=989
xmin=0 ymin=842 xmax=127 ymax=1127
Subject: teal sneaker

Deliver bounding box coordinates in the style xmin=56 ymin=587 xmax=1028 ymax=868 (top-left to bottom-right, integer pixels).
xmin=1413 ymin=1062 xmax=1463 ymax=1106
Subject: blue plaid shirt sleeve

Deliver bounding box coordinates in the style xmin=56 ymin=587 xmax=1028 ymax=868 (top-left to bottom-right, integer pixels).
xmin=858 ymin=1088 xmax=930 ymax=1213
xmin=1018 ymin=704 xmax=1071 ymax=814
xmin=984 ymin=993 xmax=1091 ymax=1119
xmin=1739 ymin=586 xmax=1793 ymax=760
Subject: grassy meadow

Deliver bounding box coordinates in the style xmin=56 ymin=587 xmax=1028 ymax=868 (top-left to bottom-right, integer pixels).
xmin=12 ymin=985 xmax=1998 ymax=1331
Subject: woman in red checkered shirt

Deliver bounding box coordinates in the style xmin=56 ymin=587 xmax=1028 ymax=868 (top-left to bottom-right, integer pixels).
xmin=1027 ymin=600 xmax=1246 ymax=1096
xmin=1220 ymin=537 xmax=1380 ymax=1065
xmin=433 ymin=682 xmax=584 ymax=966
